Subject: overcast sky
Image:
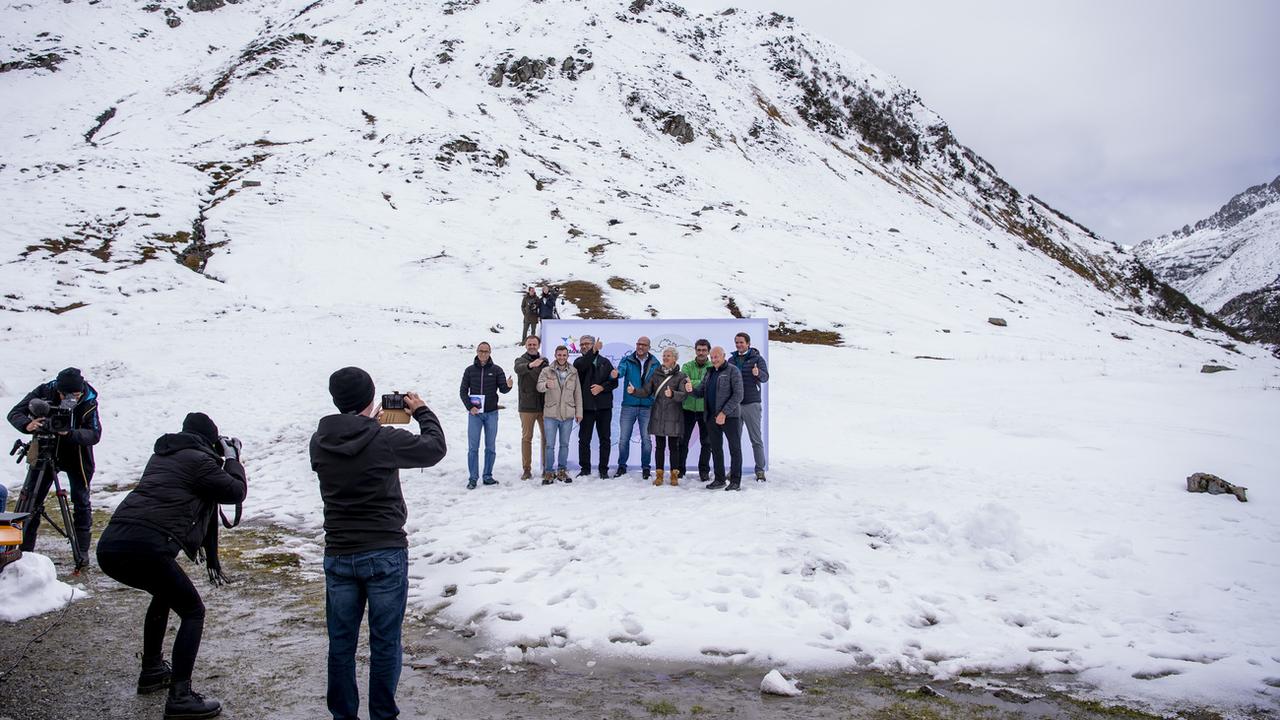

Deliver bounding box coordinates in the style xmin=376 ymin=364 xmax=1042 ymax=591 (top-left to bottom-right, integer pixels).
xmin=680 ymin=0 xmax=1280 ymax=245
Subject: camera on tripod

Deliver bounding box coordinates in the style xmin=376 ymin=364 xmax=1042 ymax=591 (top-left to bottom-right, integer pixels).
xmin=28 ymin=397 xmax=76 ymax=434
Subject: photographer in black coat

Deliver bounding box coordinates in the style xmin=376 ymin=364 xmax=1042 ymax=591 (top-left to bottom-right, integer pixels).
xmin=97 ymin=412 xmax=247 ymax=720
xmin=6 ymin=367 xmax=102 ymax=561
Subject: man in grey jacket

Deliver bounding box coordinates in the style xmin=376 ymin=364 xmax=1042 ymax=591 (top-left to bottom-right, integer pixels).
xmin=686 ymin=347 xmax=745 ymax=491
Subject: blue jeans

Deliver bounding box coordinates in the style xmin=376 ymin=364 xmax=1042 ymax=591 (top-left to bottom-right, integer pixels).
xmin=467 ymin=410 xmax=498 ymax=482
xmin=616 ymin=405 xmax=651 ymax=471
xmin=544 ymin=418 xmax=574 ymax=472
xmin=324 ymin=547 xmax=409 ymax=720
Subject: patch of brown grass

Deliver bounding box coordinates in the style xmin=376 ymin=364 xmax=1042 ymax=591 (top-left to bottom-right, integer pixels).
xmin=771 ymin=322 xmax=842 ymax=346
xmin=559 ymin=280 xmax=624 ymax=320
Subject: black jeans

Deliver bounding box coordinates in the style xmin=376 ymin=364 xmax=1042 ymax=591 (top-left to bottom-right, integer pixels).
xmin=653 ymin=436 xmax=681 ymax=471
xmin=578 ymin=407 xmax=612 ymax=472
xmin=19 ymin=462 xmax=92 ymax=557
xmin=678 ymin=410 xmax=711 ymax=476
xmin=97 ymin=549 xmax=206 ymax=683
xmin=707 ymin=416 xmax=743 ymax=482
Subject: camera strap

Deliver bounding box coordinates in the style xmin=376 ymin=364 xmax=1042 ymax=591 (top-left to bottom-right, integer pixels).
xmin=219 ymin=503 xmax=242 ymax=529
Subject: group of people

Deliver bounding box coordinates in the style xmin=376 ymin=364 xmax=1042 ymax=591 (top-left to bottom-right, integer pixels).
xmin=520 ymin=284 xmax=561 ymax=343
xmin=3 ymin=327 xmax=769 ymax=720
xmin=463 ymin=331 xmax=769 ymax=491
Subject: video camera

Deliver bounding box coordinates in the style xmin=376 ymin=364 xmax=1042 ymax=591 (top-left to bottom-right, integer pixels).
xmin=379 ymin=392 xmax=411 ymax=425
xmin=28 ymin=397 xmax=75 ymax=434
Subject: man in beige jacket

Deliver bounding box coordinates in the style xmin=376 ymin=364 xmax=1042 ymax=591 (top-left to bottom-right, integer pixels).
xmin=536 ymin=345 xmax=583 ymax=484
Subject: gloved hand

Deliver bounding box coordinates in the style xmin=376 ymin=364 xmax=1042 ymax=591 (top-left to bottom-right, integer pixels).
xmin=219 ymin=436 xmax=243 ymax=462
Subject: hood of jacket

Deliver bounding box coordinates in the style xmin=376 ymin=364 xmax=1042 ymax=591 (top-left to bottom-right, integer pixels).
xmin=313 ymin=413 xmax=380 ymax=457
xmin=154 ymin=431 xmax=220 ymax=457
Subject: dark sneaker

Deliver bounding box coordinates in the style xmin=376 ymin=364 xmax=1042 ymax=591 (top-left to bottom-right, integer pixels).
xmin=137 ymin=657 xmax=171 ymax=694
xmin=599 ymin=469 xmax=609 ymax=479
xmin=542 ymin=473 xmax=555 ymax=485
xmin=755 ymin=470 xmax=766 ymax=482
xmin=466 ymin=480 xmax=477 ymax=490
xmin=482 ymin=477 xmax=498 ymax=486
xmin=576 ymin=469 xmax=590 ymax=477
xmin=612 ymin=467 xmax=627 ymax=478
xmin=725 ymin=479 xmax=742 ymax=492
xmin=706 ymin=479 xmax=727 ymax=490
xmin=699 ymin=471 xmax=710 ymax=482
xmin=642 ymin=469 xmax=651 ymax=480
xmin=164 ymin=680 xmax=221 ymax=720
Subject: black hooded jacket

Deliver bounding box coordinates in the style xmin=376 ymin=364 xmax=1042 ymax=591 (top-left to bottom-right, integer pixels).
xmin=310 ymin=406 xmax=446 ymax=556
xmin=7 ymin=380 xmax=102 ymax=480
xmin=100 ymin=432 xmax=247 ymax=558
xmin=573 ymin=350 xmax=618 ymax=411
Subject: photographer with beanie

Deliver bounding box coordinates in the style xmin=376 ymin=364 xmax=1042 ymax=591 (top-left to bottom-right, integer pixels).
xmin=7 ymin=366 xmax=102 ymax=565
xmin=96 ymin=412 xmax=247 ymax=720
xmin=310 ymin=367 xmax=446 ymax=720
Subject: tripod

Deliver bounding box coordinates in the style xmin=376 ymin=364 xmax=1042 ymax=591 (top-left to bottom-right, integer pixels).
xmin=10 ymin=434 xmax=85 ymax=570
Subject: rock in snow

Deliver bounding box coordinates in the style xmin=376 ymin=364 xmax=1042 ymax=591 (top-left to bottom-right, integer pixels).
xmin=760 ymin=669 xmax=802 ymax=697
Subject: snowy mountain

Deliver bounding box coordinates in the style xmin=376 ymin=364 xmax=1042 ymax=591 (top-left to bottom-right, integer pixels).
xmin=2 ymin=0 xmax=1278 ymax=714
xmin=1137 ymin=175 xmax=1280 ymax=347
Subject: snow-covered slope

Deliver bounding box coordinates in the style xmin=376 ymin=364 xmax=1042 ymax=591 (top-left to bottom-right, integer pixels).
xmin=1137 ymin=175 xmax=1280 ymax=346
xmin=2 ymin=0 xmax=1278 ymax=714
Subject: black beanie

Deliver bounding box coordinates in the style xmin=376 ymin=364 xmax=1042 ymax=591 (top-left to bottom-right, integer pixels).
xmin=182 ymin=412 xmax=220 ymax=447
xmin=329 ymin=366 xmax=375 ymax=414
xmin=56 ymin=367 xmax=85 ymax=394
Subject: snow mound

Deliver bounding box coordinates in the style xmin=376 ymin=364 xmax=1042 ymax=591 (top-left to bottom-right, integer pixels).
xmin=0 ymin=553 xmax=88 ymax=623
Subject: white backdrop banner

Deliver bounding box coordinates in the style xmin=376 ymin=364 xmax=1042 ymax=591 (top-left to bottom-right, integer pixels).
xmin=536 ymin=318 xmax=769 ymax=474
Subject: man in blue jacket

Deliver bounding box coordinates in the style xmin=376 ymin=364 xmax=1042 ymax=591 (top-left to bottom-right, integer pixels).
xmin=613 ymin=336 xmax=657 ymax=479
xmin=730 ymin=332 xmax=770 ymax=481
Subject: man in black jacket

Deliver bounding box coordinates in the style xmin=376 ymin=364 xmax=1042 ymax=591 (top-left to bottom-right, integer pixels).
xmin=513 ymin=335 xmax=547 ymax=481
xmin=7 ymin=367 xmax=102 ymax=563
xmin=97 ymin=411 xmax=247 ymax=719
xmin=573 ymin=334 xmax=618 ymax=478
xmin=687 ymin=347 xmax=745 ymax=491
xmin=459 ymin=342 xmax=513 ymax=489
xmin=311 ymin=367 xmax=447 ymax=720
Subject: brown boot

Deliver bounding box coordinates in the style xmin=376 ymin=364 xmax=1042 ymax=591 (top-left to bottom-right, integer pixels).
xmin=669 ymin=470 xmax=680 ymax=486
xmin=654 ymin=469 xmax=664 ymax=486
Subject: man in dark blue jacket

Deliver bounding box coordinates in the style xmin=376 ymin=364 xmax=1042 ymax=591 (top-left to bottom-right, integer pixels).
xmin=687 ymin=347 xmax=745 ymax=491
xmin=458 ymin=342 xmax=513 ymax=488
xmin=311 ymin=366 xmax=446 ymax=720
xmin=7 ymin=367 xmax=102 ymax=563
xmin=730 ymin=332 xmax=770 ymax=481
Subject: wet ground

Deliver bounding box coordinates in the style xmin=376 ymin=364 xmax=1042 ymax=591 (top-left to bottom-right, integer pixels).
xmin=0 ymin=517 xmax=1258 ymax=720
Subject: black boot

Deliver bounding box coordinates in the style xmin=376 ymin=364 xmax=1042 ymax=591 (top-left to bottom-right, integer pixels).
xmin=699 ymin=471 xmax=710 ymax=482
xmin=755 ymin=470 xmax=766 ymax=482
xmin=612 ymin=467 xmax=627 ymax=478
xmin=164 ymin=680 xmax=221 ymax=719
xmin=576 ymin=468 xmax=591 ymax=477
xmin=642 ymin=468 xmax=651 ymax=480
xmin=725 ymin=479 xmax=742 ymax=492
xmin=706 ymin=479 xmax=727 ymax=490
xmin=599 ymin=469 xmax=609 ymax=479
xmin=137 ymin=656 xmax=171 ymax=694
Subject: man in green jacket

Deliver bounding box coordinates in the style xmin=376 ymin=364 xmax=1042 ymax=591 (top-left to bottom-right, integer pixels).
xmin=514 ymin=335 xmax=547 ymax=480
xmin=679 ymin=339 xmax=713 ymax=481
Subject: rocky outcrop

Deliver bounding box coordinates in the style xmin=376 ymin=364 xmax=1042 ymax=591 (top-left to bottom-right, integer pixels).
xmin=1218 ymin=278 xmax=1280 ymax=350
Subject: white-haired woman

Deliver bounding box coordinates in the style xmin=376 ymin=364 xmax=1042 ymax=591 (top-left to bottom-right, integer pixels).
xmin=627 ymin=346 xmax=688 ymax=486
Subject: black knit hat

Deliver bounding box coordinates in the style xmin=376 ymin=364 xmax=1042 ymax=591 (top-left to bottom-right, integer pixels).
xmin=182 ymin=412 xmax=220 ymax=448
xmin=56 ymin=367 xmax=85 ymax=394
xmin=329 ymin=366 xmax=375 ymax=414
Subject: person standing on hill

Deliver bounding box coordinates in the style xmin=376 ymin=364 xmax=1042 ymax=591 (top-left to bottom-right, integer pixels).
xmin=614 ymin=336 xmax=657 ymax=479
xmin=628 ymin=346 xmax=687 ymax=486
xmin=513 ymin=335 xmax=547 ymax=481
xmin=573 ymin=334 xmax=617 ymax=479
xmin=520 ymin=287 xmax=541 ymax=344
xmin=538 ymin=285 xmax=560 ymax=321
xmin=686 ymin=346 xmax=744 ymax=491
xmin=459 ymin=342 xmax=513 ymax=489
xmin=679 ymin=339 xmax=713 ymax=482
xmin=730 ymin=332 xmax=769 ymax=481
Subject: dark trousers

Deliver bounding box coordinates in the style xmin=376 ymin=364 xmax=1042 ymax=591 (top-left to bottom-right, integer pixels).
xmin=324 ymin=548 xmax=409 ymax=720
xmin=707 ymin=416 xmax=743 ymax=482
xmin=578 ymin=407 xmax=612 ymax=472
xmin=97 ymin=550 xmax=206 ymax=683
xmin=20 ymin=462 xmax=92 ymax=556
xmin=653 ymin=436 xmax=681 ymax=471
xmin=678 ymin=410 xmax=711 ymax=476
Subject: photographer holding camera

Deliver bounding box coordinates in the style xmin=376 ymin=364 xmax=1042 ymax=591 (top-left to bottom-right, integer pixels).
xmin=96 ymin=412 xmax=247 ymax=720
xmin=6 ymin=367 xmax=101 ymax=563
xmin=311 ymin=367 xmax=446 ymax=720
